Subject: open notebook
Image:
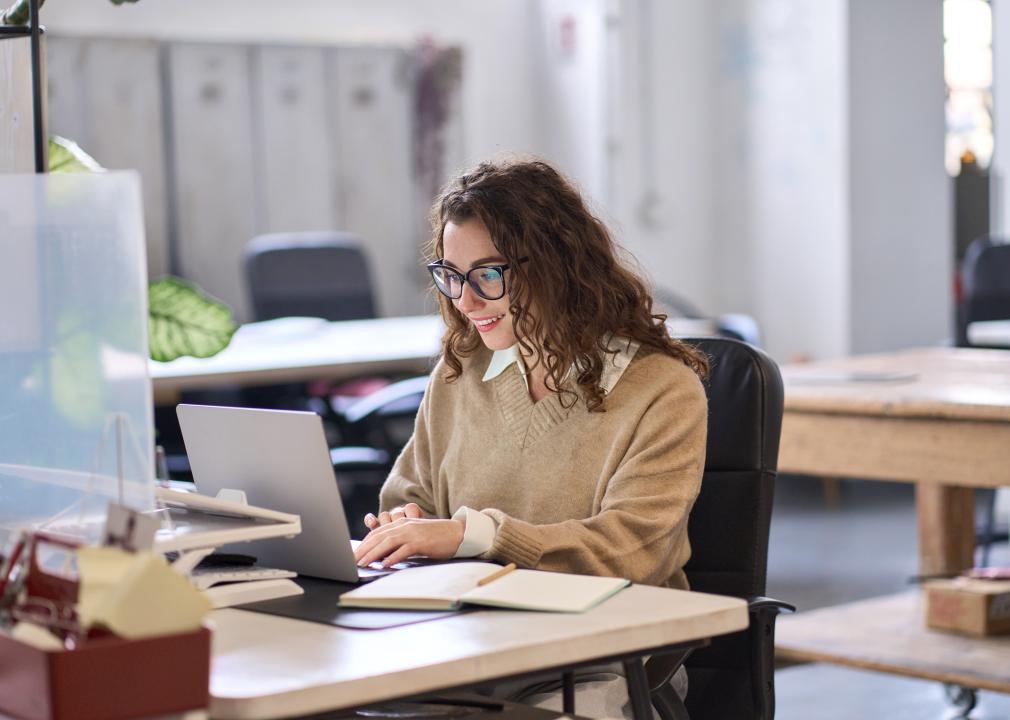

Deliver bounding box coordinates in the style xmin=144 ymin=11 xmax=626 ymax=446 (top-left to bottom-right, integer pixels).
xmin=337 ymin=562 xmax=629 ymax=613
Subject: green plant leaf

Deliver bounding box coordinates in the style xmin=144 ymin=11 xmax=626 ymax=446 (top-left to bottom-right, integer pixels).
xmin=50 ymin=315 xmax=104 ymax=430
xmin=148 ymin=277 xmax=238 ymax=362
xmin=48 ymin=136 xmax=105 ymax=173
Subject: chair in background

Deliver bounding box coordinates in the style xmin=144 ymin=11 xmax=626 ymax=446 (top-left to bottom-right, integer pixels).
xmin=243 ymin=231 xmax=427 ymax=535
xmin=956 ymin=235 xmax=1010 ymax=565
xmin=653 ymin=288 xmax=763 ymax=347
xmin=245 ymin=231 xmax=377 ymax=322
xmin=647 ymin=337 xmax=793 ymax=720
xmin=956 ymin=235 xmax=1010 ymax=348
xmin=330 ymin=375 xmax=430 ymax=537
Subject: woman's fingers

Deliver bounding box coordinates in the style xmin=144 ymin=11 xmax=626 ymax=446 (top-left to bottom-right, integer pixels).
xmin=363 ymin=513 xmax=378 ymax=530
xmin=357 ymin=535 xmax=403 ymax=568
xmin=354 ymin=518 xmax=460 ymax=567
xmin=373 ymin=504 xmax=422 ymax=526
xmin=381 ymin=542 xmax=418 ymax=568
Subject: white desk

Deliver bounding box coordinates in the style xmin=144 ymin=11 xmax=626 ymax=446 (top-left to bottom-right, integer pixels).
xmin=150 ymin=315 xmax=444 ymax=404
xmin=208 ymin=585 xmax=747 ymax=720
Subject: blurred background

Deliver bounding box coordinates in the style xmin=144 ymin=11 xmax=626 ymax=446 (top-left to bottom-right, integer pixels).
xmin=36 ymin=0 xmax=995 ymax=364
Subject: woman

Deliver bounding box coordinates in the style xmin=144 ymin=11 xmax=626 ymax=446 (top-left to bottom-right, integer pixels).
xmin=353 ymin=157 xmax=708 ymax=715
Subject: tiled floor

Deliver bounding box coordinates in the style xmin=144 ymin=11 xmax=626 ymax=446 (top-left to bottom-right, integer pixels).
xmin=767 ymin=476 xmax=1010 ymax=719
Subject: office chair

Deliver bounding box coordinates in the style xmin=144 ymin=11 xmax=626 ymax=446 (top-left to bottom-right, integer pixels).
xmin=647 ymin=337 xmax=793 ymax=720
xmin=329 ymin=375 xmax=430 ymax=537
xmin=956 ymin=236 xmax=1010 ymax=565
xmin=243 ymin=231 xmax=426 ymax=533
xmin=245 ymin=231 xmax=377 ymax=322
xmin=653 ymin=288 xmax=763 ymax=347
xmin=956 ymin=235 xmax=1010 ymax=348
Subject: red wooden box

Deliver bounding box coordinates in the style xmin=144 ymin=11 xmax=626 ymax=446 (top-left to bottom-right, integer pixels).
xmin=0 ymin=626 xmax=210 ymax=720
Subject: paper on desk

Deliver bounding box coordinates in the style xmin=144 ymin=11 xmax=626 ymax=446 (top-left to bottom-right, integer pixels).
xmin=77 ymin=546 xmax=211 ymax=639
xmin=11 ymin=621 xmax=65 ymax=650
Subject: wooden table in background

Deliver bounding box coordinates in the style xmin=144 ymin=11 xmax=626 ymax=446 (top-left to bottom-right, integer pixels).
xmin=777 ymin=592 xmax=1010 ymax=694
xmin=779 ymin=346 xmax=1010 ymax=576
xmin=775 ymin=347 xmax=1010 ymax=690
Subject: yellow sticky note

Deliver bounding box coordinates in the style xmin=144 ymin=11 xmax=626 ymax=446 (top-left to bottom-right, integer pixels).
xmin=11 ymin=621 xmax=65 ymax=651
xmin=76 ymin=547 xmax=211 ymax=639
xmin=76 ymin=546 xmax=136 ymax=630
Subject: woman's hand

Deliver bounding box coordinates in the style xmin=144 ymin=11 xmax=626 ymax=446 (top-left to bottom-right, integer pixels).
xmin=354 ymin=517 xmax=464 ymax=567
xmin=363 ymin=502 xmax=424 ymax=531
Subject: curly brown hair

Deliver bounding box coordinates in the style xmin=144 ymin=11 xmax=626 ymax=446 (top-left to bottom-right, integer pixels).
xmin=428 ymin=158 xmax=709 ymax=411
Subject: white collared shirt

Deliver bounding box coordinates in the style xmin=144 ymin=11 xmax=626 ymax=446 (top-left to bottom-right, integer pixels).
xmin=452 ymin=337 xmax=642 ymax=558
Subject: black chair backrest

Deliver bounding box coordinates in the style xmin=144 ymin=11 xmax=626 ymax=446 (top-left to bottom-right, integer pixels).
xmin=245 ymin=232 xmax=377 ymax=322
xmin=681 ymin=337 xmax=784 ymax=719
xmin=958 ymin=236 xmax=1010 ymax=346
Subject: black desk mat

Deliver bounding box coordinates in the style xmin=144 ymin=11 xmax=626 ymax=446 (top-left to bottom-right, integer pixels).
xmin=235 ymin=576 xmax=465 ymax=630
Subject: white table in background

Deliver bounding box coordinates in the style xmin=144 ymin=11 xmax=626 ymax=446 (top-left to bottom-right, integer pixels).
xmin=150 ymin=315 xmax=444 ymax=404
xmin=149 ymin=315 xmax=720 ymax=405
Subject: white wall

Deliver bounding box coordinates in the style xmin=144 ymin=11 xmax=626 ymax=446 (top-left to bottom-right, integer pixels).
xmin=0 ymin=36 xmax=40 ymax=173
xmin=848 ymin=0 xmax=952 ymax=353
xmin=42 ymin=0 xmax=541 ymax=180
xmin=610 ymin=0 xmax=717 ymax=312
xmin=992 ymin=0 xmax=1010 ymax=235
xmin=530 ymin=0 xmax=610 ymax=205
xmin=711 ymin=0 xmax=850 ymax=361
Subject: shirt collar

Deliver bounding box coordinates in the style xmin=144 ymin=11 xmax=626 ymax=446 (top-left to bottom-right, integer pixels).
xmin=598 ymin=336 xmax=641 ymax=394
xmin=482 ymin=345 xmax=527 ymax=388
xmin=482 ymin=337 xmax=641 ymax=395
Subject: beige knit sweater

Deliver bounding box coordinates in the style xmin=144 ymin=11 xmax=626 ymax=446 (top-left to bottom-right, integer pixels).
xmin=379 ymin=344 xmax=708 ymax=590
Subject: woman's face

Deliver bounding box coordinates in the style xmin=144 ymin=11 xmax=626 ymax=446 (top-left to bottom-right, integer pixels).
xmin=441 ymin=218 xmax=517 ymax=351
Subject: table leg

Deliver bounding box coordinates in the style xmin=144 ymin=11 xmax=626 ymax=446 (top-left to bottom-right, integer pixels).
xmin=562 ymin=671 xmax=574 ymax=714
xmin=916 ymin=484 xmax=976 ymax=576
xmin=623 ymin=659 xmax=656 ymax=720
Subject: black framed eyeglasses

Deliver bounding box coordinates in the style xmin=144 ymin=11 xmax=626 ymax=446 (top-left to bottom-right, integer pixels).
xmin=427 ymin=257 xmax=528 ymax=301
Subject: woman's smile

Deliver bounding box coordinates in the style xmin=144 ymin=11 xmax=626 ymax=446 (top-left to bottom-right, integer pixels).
xmin=471 ymin=314 xmax=505 ymax=332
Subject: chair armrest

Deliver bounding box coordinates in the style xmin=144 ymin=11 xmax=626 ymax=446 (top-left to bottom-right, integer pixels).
xmin=340 ymin=376 xmax=429 ymax=423
xmin=748 ymin=595 xmax=794 ymax=720
xmin=645 ymin=597 xmax=793 ymax=696
xmin=330 ymin=446 xmax=390 ymax=471
xmin=748 ymin=595 xmax=796 ymax=614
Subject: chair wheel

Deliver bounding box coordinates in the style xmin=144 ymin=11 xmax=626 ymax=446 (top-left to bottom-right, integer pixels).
xmin=942 ymin=683 xmax=978 ymax=717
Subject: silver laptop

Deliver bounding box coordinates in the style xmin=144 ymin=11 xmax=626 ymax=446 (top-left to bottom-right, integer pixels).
xmin=177 ymin=403 xmax=366 ymax=582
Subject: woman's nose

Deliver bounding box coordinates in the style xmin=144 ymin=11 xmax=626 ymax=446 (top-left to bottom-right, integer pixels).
xmin=455 ymin=282 xmax=483 ymax=313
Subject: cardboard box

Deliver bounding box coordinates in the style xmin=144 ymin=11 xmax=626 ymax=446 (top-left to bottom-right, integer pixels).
xmin=0 ymin=625 xmax=210 ymax=720
xmin=924 ymin=578 xmax=1010 ymax=637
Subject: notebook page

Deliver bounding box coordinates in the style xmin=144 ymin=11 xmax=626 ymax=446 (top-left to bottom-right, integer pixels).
xmin=460 ymin=569 xmax=629 ymax=613
xmin=338 ymin=562 xmax=499 ymax=607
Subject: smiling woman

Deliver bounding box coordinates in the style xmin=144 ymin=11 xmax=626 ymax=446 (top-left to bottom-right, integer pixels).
xmin=353 ymin=157 xmax=709 ymax=717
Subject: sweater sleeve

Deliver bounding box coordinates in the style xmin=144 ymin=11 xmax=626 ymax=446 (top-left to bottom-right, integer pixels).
xmin=377 ymin=381 xmax=439 ymax=517
xmin=480 ymin=367 xmax=707 ymax=587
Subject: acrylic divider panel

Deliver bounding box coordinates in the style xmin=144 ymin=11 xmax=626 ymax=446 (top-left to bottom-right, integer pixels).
xmin=0 ymin=172 xmax=153 ymax=548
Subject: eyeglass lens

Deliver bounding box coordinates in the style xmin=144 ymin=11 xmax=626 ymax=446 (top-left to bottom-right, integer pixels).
xmin=431 ymin=265 xmax=505 ymax=300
